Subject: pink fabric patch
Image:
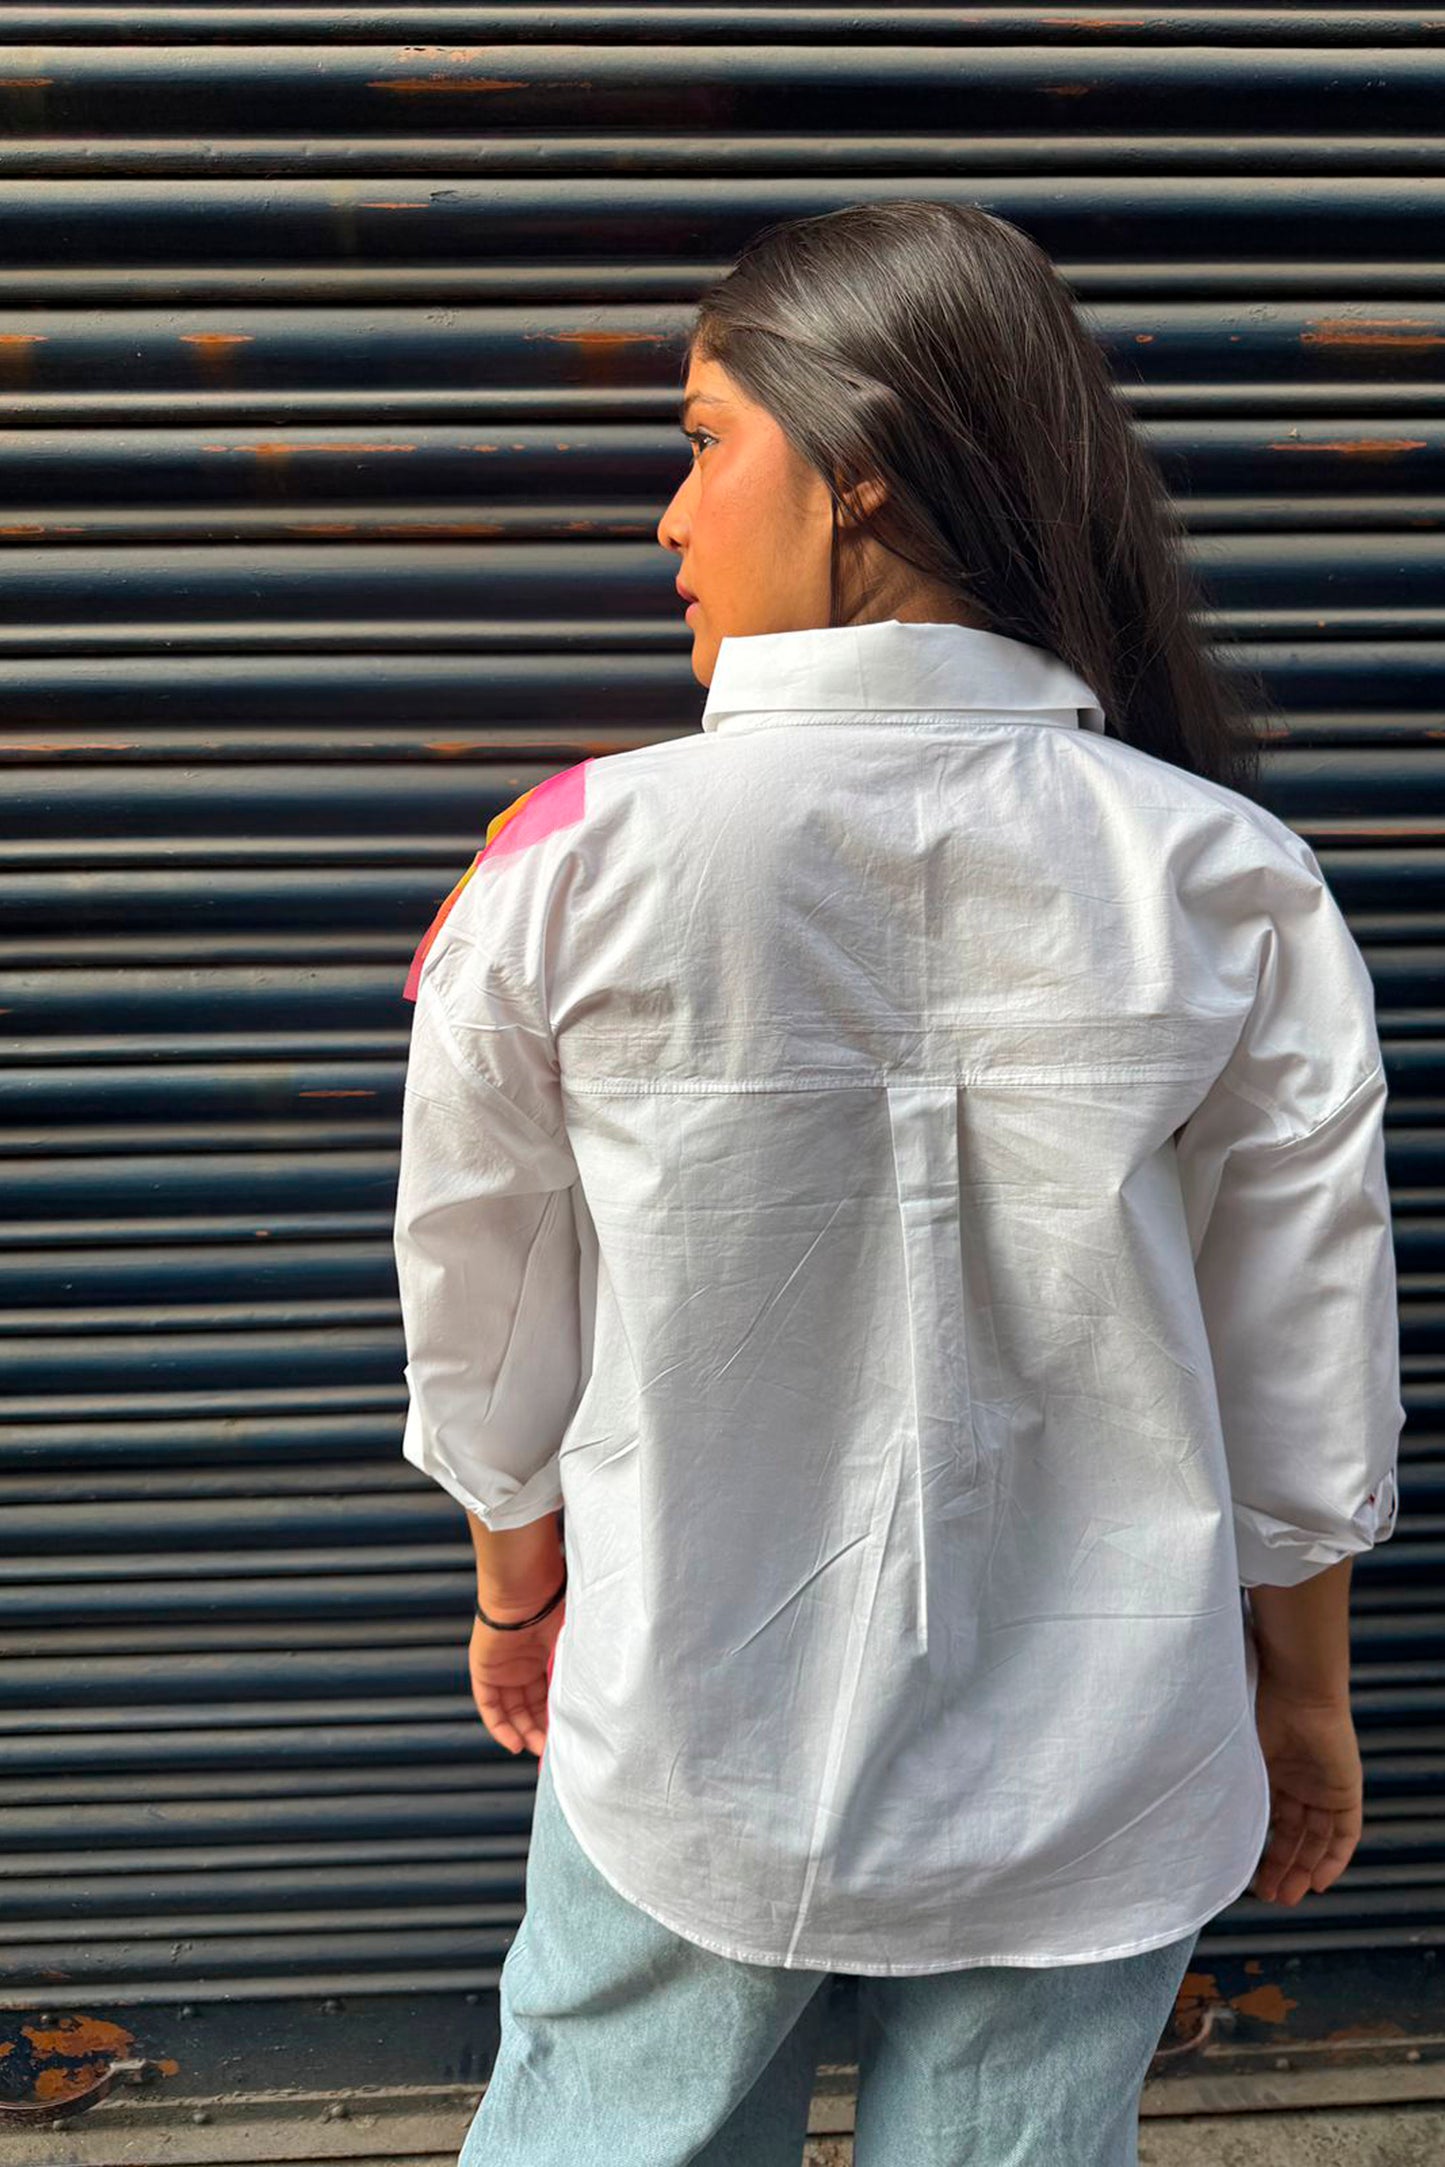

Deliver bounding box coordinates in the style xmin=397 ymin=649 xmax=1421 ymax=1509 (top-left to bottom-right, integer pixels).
xmin=401 ymin=759 xmax=591 ymax=1002
xmin=484 ymin=758 xmax=590 ymax=859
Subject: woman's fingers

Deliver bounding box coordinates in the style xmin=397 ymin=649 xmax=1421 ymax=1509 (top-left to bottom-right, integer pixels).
xmin=1252 ymin=1797 xmax=1305 ymax=1901
xmin=1253 ymin=1797 xmax=1355 ymax=1904
xmin=473 ymin=1674 xmax=549 ymax=1757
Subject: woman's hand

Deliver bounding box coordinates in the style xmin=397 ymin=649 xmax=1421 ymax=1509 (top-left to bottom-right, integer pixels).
xmin=1249 ymin=1676 xmax=1364 ymax=1905
xmin=468 ymin=1597 xmax=565 ymax=1759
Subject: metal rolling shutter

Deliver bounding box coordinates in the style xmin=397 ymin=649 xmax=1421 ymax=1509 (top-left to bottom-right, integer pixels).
xmin=1 ymin=2 xmax=1438 ymax=2138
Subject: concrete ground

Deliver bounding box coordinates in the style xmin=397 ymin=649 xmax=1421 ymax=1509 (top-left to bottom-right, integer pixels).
xmin=1140 ymin=2109 xmax=1445 ymax=2166
xmin=792 ymin=2105 xmax=1445 ymax=2165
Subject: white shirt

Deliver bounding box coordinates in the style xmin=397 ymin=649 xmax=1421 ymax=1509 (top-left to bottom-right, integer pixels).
xmin=393 ymin=618 xmax=1403 ymax=1975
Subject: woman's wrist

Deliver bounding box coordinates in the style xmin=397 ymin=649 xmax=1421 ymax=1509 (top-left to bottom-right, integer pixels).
xmin=1248 ymin=1557 xmax=1355 ymax=1707
xmin=468 ymin=1507 xmax=564 ymax=1615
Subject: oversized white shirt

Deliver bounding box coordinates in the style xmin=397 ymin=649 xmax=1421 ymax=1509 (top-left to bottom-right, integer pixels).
xmin=393 ymin=618 xmax=1403 ymax=1974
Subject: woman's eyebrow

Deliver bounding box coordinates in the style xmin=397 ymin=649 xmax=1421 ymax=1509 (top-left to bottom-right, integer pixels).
xmin=678 ymin=393 xmax=727 ymax=425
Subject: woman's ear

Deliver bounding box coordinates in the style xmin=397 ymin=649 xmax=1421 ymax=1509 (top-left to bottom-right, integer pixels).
xmin=837 ymin=473 xmax=888 ymax=528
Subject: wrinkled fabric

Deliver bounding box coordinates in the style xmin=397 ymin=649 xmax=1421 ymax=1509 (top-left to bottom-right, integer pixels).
xmin=393 ymin=618 xmax=1403 ymax=1974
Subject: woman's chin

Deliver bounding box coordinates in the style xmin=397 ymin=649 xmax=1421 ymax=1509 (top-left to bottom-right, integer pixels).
xmin=687 ymin=625 xmax=719 ymax=686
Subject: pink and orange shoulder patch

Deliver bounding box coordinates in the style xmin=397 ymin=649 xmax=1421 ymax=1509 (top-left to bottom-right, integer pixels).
xmin=402 ymin=758 xmax=592 ymax=1003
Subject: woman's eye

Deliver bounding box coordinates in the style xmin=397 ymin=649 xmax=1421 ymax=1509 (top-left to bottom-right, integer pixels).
xmin=684 ymin=429 xmax=716 ymax=459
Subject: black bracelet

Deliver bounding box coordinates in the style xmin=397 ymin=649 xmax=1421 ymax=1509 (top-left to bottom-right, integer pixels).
xmin=475 ymin=1566 xmax=568 ymax=1632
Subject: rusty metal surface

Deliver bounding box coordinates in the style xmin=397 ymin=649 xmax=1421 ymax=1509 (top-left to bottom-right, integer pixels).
xmin=0 ymin=0 xmax=1437 ymax=2132
xmin=3 ymin=1959 xmax=1445 ymax=2154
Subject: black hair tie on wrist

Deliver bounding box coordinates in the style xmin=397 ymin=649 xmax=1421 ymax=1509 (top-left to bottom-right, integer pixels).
xmin=476 ymin=1566 xmax=568 ymax=1632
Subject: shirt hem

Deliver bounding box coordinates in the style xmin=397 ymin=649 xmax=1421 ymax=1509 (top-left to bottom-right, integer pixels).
xmin=543 ymin=1732 xmax=1274 ymax=1977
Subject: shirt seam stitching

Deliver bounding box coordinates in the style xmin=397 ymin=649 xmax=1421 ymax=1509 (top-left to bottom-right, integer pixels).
xmin=412 ymin=971 xmax=570 ymax=1150
xmin=1213 ymin=1057 xmax=1385 ymax=1154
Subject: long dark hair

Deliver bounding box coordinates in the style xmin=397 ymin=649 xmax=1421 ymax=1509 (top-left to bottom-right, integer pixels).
xmin=685 ymin=199 xmax=1269 ymax=798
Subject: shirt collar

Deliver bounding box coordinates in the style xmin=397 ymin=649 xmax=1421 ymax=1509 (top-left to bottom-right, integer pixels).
xmin=699 ymin=619 xmax=1107 ymax=735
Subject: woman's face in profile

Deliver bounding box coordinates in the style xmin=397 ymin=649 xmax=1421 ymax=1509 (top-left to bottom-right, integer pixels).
xmin=656 ymin=353 xmax=840 ymax=685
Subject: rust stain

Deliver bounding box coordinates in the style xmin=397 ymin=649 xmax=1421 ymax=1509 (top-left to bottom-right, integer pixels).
xmin=290 ymin=522 xmax=358 ymax=535
xmin=203 ymin=441 xmax=415 ymax=457
xmin=1267 ymin=436 xmax=1427 ymax=458
xmin=359 ymin=201 xmax=432 ymax=211
xmin=1 ymin=78 xmax=53 ymax=91
xmin=427 ymin=738 xmax=488 ymax=755
xmin=35 ymin=2064 xmax=108 ymax=2100
xmin=1231 ymin=1983 xmax=1299 ymax=2024
xmin=535 ymin=330 xmax=669 ymax=350
xmin=180 ymin=333 xmax=253 ymax=349
xmin=298 ymin=1088 xmax=376 ymax=1098
xmin=1302 ymin=316 xmax=1445 ymax=350
xmin=1041 ymin=83 xmax=1094 ymax=98
xmin=25 ymin=2017 xmax=136 ymax=2058
xmin=0 ymin=524 xmax=45 ymax=535
xmin=370 ymin=521 xmax=503 ymax=537
xmin=0 ymin=333 xmax=45 ymax=345
xmin=0 ymin=739 xmax=131 ymax=753
xmin=1243 ymin=1960 xmax=1263 ymax=1975
xmin=372 ymin=75 xmax=529 ymax=94
xmin=1324 ymin=2019 xmax=1412 ymax=2044
xmin=1134 ymin=333 xmax=1154 ymax=343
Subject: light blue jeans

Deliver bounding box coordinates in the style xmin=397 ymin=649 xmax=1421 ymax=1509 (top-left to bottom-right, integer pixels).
xmin=461 ymin=1744 xmax=1201 ymax=2167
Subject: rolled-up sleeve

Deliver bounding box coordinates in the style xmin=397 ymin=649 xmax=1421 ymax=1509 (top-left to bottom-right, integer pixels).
xmin=1176 ymin=845 xmax=1405 ymax=1589
xmin=392 ymin=924 xmax=583 ymax=1532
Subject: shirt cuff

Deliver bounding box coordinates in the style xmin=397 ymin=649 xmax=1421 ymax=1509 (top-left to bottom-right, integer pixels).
xmin=1234 ymin=1466 xmax=1399 ymax=1589
xmin=402 ymin=1414 xmax=564 ymax=1531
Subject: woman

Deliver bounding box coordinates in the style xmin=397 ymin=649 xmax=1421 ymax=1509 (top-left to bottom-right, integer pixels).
xmin=393 ymin=201 xmax=1402 ymax=2166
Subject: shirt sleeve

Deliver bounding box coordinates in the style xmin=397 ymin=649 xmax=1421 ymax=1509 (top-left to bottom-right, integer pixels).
xmin=1174 ymin=840 xmax=1405 ymax=1590
xmin=392 ymin=865 xmax=584 ymax=1533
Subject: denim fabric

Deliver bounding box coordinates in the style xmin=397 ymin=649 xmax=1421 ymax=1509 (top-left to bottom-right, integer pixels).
xmin=460 ymin=1743 xmax=1201 ymax=2167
